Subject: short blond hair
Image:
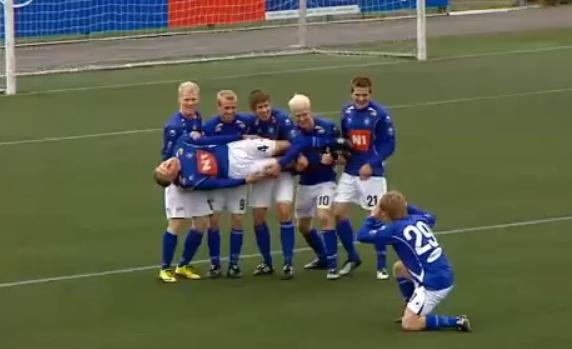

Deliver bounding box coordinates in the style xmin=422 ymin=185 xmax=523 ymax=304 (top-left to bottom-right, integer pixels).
xmin=288 ymin=93 xmax=311 ymax=112
xmin=178 ymin=81 xmax=199 ymax=96
xmin=379 ymin=191 xmax=407 ymax=221
xmin=217 ymin=90 xmax=238 ymax=104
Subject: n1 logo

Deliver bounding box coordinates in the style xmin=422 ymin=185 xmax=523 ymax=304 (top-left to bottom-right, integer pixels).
xmin=403 ymin=221 xmax=443 ymax=263
xmin=196 ymin=150 xmax=218 ymax=176
xmin=349 ymin=130 xmax=371 ymax=152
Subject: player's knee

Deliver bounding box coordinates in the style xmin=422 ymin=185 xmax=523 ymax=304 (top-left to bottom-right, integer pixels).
xmin=252 ymin=208 xmax=267 ymax=226
xmin=168 ymin=218 xmax=192 ymax=235
xmin=209 ymin=214 xmax=220 ymax=230
xmin=317 ymin=210 xmax=335 ymax=230
xmin=276 ymin=202 xmax=292 ymax=223
xmin=297 ymin=219 xmax=312 ymax=235
xmin=231 ymin=214 xmax=243 ymax=230
xmin=392 ymin=261 xmax=408 ymax=278
xmin=333 ymin=203 xmax=349 ymax=222
xmin=401 ymin=314 xmax=424 ymax=331
xmin=193 ymin=216 xmax=209 ymax=232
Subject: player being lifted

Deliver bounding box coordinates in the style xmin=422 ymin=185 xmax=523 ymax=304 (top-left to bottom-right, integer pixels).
xmin=356 ymin=191 xmax=471 ymax=332
xmin=203 ymin=90 xmax=255 ymax=279
xmin=333 ymin=76 xmax=396 ymax=280
xmin=158 ymin=81 xmax=211 ymax=283
xmin=247 ymin=90 xmax=304 ymax=280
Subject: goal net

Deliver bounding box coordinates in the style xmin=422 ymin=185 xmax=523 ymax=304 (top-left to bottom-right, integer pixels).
xmin=1 ymin=0 xmax=445 ymax=94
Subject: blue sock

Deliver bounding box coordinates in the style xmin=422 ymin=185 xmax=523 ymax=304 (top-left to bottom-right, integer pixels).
xmin=322 ymin=229 xmax=338 ymax=270
xmin=376 ymin=244 xmax=387 ymax=270
xmin=280 ymin=221 xmax=295 ymax=266
xmin=229 ymin=229 xmax=243 ymax=266
xmin=178 ymin=229 xmax=203 ymax=267
xmin=207 ymin=228 xmax=221 ymax=267
xmin=425 ymin=315 xmax=459 ymax=330
xmin=254 ymin=223 xmax=272 ymax=266
xmin=161 ymin=231 xmax=178 ymax=269
xmin=396 ymin=277 xmax=415 ymax=302
xmin=336 ymin=219 xmax=360 ymax=261
xmin=303 ymin=228 xmax=326 ymax=261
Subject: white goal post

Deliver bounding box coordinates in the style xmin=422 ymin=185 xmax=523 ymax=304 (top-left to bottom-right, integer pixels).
xmin=1 ymin=0 xmax=430 ymax=95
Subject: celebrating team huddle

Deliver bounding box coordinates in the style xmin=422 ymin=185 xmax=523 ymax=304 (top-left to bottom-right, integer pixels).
xmin=153 ymin=77 xmax=471 ymax=332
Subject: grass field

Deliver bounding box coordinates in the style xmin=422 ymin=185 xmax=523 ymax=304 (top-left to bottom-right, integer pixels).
xmin=1 ymin=27 xmax=572 ymax=348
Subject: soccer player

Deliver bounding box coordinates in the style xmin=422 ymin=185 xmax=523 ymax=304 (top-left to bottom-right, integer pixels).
xmin=333 ymin=76 xmax=396 ymax=280
xmin=356 ymin=191 xmax=471 ymax=332
xmin=247 ymin=89 xmax=305 ymax=280
xmin=158 ymin=81 xmax=211 ymax=283
xmin=203 ymin=90 xmax=255 ymax=278
xmin=268 ymin=94 xmax=345 ymax=280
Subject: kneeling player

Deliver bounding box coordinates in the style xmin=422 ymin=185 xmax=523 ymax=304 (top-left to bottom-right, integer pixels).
xmin=356 ymin=191 xmax=471 ymax=332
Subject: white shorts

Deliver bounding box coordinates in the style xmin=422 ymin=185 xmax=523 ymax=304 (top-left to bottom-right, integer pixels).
xmin=407 ymin=285 xmax=454 ymax=316
xmin=334 ymin=173 xmax=387 ymax=210
xmin=295 ymin=181 xmax=336 ymax=218
xmin=164 ymin=184 xmax=212 ymax=219
xmin=209 ymin=186 xmax=248 ymax=215
xmin=249 ymin=172 xmax=295 ymax=208
xmin=228 ymin=139 xmax=276 ymax=178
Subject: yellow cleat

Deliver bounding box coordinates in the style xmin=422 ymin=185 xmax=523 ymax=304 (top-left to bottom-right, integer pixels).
xmin=158 ymin=269 xmax=177 ymax=283
xmin=175 ymin=265 xmax=202 ymax=280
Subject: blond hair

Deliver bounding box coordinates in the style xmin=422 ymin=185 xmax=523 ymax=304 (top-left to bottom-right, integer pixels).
xmin=217 ymin=90 xmax=238 ymax=104
xmin=379 ymin=191 xmax=408 ymax=221
xmin=178 ymin=81 xmax=199 ymax=96
xmin=288 ymin=93 xmax=311 ymax=112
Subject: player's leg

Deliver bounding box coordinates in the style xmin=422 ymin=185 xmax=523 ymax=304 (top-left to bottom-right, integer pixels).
xmin=295 ymin=184 xmax=327 ymax=270
xmin=358 ymin=175 xmax=389 ymax=280
xmin=401 ymin=286 xmax=471 ymax=332
xmin=160 ymin=185 xmax=195 ymax=282
xmin=275 ymin=173 xmax=296 ymax=280
xmin=333 ymin=174 xmax=361 ymax=276
xmin=226 ymin=186 xmax=248 ymax=278
xmin=249 ymin=180 xmax=275 ymax=275
xmin=316 ymin=182 xmax=340 ymax=280
xmin=206 ymin=191 xmax=224 ymax=278
xmin=173 ymin=191 xmax=212 ymax=280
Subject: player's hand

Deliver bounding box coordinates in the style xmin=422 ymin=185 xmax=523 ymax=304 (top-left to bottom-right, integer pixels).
xmin=190 ymin=131 xmax=202 ymax=140
xmin=245 ymin=173 xmax=266 ymax=184
xmin=335 ymin=155 xmax=347 ymax=166
xmin=321 ymin=153 xmax=334 ymax=165
xmin=359 ymin=163 xmax=373 ymax=180
xmin=265 ymin=162 xmax=281 ymax=178
xmin=295 ymin=155 xmax=309 ymax=172
xmin=243 ymin=134 xmax=261 ymax=140
xmin=370 ymin=204 xmax=383 ymax=220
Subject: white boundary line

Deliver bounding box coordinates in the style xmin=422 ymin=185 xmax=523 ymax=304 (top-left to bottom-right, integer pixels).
xmin=1 ymin=86 xmax=571 ymax=147
xmin=2 ymin=44 xmax=572 ymax=97
xmin=0 ymin=215 xmax=570 ymax=289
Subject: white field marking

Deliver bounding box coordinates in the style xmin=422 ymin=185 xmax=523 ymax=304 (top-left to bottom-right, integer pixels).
xmin=2 ymin=44 xmax=572 ymax=97
xmin=0 ymin=215 xmax=570 ymax=289
xmin=1 ymin=86 xmax=571 ymax=147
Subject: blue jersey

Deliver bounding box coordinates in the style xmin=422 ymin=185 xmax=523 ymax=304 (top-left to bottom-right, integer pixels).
xmin=173 ymin=135 xmax=247 ymax=190
xmin=249 ymin=109 xmax=297 ymax=141
xmin=161 ymin=111 xmax=203 ymax=160
xmin=357 ymin=205 xmax=454 ymax=290
xmin=341 ymin=101 xmax=395 ymax=176
xmin=203 ymin=113 xmax=254 ymax=137
xmin=278 ymin=117 xmax=338 ymax=186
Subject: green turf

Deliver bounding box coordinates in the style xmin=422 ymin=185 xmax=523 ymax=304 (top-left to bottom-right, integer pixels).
xmin=1 ymin=28 xmax=572 ymax=348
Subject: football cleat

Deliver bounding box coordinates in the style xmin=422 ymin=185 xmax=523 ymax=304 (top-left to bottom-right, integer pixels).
xmin=253 ymin=262 xmax=274 ymax=276
xmin=326 ymin=269 xmax=340 ymax=280
xmin=303 ymin=258 xmax=327 ymax=270
xmin=376 ymin=268 xmax=390 ymax=280
xmin=207 ymin=264 xmax=222 ymax=279
xmin=281 ymin=265 xmax=295 ymax=280
xmin=158 ymin=269 xmax=177 ymax=283
xmin=227 ymin=264 xmax=243 ymax=279
xmin=339 ymin=259 xmax=362 ymax=276
xmin=456 ymin=315 xmax=472 ymax=332
xmin=174 ymin=265 xmax=202 ymax=280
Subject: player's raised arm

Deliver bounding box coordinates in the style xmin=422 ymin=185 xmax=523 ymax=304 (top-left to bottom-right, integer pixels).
xmin=161 ymin=126 xmax=182 ymax=160
xmin=407 ymin=204 xmax=437 ymax=227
